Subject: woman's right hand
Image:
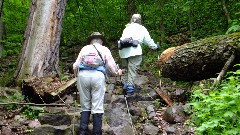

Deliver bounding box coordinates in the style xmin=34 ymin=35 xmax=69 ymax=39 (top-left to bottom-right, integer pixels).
xmin=117 ymin=69 xmax=123 ymax=76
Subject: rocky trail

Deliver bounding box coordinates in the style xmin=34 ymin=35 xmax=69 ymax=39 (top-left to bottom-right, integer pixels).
xmin=0 ymin=69 xmax=195 ymax=135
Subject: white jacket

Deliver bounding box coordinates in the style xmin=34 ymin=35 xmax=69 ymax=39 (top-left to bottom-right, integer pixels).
xmin=119 ymin=23 xmax=158 ymax=58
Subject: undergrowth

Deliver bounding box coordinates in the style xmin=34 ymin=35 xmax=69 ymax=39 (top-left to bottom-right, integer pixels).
xmin=188 ymin=64 xmax=240 ymax=135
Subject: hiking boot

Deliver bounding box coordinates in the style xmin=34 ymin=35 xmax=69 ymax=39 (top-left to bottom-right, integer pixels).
xmin=79 ymin=111 xmax=91 ymax=135
xmin=126 ymin=92 xmax=136 ymax=97
xmin=122 ymin=83 xmax=128 ymax=90
xmin=122 ymin=83 xmax=128 ymax=95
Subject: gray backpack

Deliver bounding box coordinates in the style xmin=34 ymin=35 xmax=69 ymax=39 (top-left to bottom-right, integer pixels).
xmin=81 ymin=45 xmax=104 ymax=68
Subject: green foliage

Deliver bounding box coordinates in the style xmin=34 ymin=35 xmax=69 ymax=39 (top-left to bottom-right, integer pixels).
xmin=226 ymin=2 xmax=240 ymax=34
xmin=0 ymin=0 xmax=239 ymax=82
xmin=1 ymin=41 xmax=21 ymax=57
xmin=141 ymin=45 xmax=161 ymax=74
xmin=62 ymin=0 xmax=127 ymax=47
xmin=3 ymin=0 xmax=240 ymax=50
xmin=1 ymin=88 xmax=43 ymax=120
xmin=226 ymin=18 xmax=240 ymax=35
xmin=0 ymin=69 xmax=15 ymax=86
xmin=5 ymin=91 xmax=24 ymax=110
xmin=188 ymin=65 xmax=240 ymax=134
xmin=0 ymin=40 xmax=18 ymax=85
xmin=153 ymin=98 xmax=163 ymax=109
xmin=0 ymin=0 xmax=29 ymax=86
xmin=7 ymin=90 xmax=24 ymax=101
xmin=226 ymin=22 xmax=240 ymax=34
xmin=60 ymin=73 xmax=68 ymax=81
xmin=22 ymin=106 xmax=44 ymax=120
xmin=4 ymin=0 xmax=29 ymax=43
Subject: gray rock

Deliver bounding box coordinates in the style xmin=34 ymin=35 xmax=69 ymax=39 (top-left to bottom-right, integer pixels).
xmin=105 ymin=94 xmax=136 ymax=135
xmin=44 ymin=107 xmax=65 ymax=114
xmin=105 ymin=103 xmax=130 ymax=127
xmin=144 ymin=123 xmax=160 ymax=135
xmin=134 ymin=75 xmax=149 ymax=86
xmin=166 ymin=125 xmax=176 ymax=134
xmin=28 ymin=119 xmax=41 ymax=128
xmin=111 ymin=125 xmax=135 ymax=135
xmin=65 ymin=95 xmax=74 ymax=104
xmin=162 ymin=104 xmax=188 ymax=124
xmin=1 ymin=126 xmax=14 ymax=135
xmin=107 ymin=83 xmax=115 ymax=93
xmin=30 ymin=125 xmax=70 ymax=135
xmin=39 ymin=114 xmax=71 ymax=126
xmin=104 ymin=93 xmax=112 ymax=104
xmin=147 ymin=105 xmax=156 ymax=119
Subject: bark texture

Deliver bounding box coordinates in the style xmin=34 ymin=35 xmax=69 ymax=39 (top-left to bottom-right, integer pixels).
xmin=15 ymin=0 xmax=66 ymax=80
xmin=158 ymin=32 xmax=240 ymax=81
xmin=0 ymin=0 xmax=5 ymax=58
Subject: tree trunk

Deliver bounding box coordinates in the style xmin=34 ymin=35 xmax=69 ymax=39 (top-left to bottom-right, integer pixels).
xmin=188 ymin=0 xmax=193 ymax=41
xmin=221 ymin=0 xmax=231 ymax=24
xmin=127 ymin=0 xmax=136 ymax=19
xmin=0 ymin=0 xmax=5 ymax=58
xmin=158 ymin=0 xmax=165 ymax=45
xmin=158 ymin=32 xmax=240 ymax=81
xmin=15 ymin=0 xmax=67 ymax=81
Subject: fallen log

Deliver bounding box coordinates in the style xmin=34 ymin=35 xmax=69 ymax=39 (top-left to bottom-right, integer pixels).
xmin=158 ymin=32 xmax=240 ymax=81
xmin=22 ymin=75 xmax=77 ymax=103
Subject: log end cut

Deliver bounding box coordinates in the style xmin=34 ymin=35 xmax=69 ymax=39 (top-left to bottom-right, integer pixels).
xmin=158 ymin=47 xmax=176 ymax=66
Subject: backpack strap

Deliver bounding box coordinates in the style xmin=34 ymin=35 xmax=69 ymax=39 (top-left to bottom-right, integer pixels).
xmin=93 ymin=45 xmax=105 ymax=66
xmin=92 ymin=45 xmax=109 ymax=82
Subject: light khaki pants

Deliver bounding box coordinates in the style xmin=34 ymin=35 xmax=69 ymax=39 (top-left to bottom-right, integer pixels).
xmin=121 ymin=55 xmax=142 ymax=86
xmin=77 ymin=70 xmax=106 ymax=114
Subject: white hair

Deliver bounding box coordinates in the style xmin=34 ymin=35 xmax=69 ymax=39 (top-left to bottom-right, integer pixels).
xmin=90 ymin=38 xmax=103 ymax=44
xmin=130 ymin=14 xmax=141 ymax=24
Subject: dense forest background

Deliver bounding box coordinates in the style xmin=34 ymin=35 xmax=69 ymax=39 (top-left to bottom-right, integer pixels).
xmin=1 ymin=0 xmax=239 ymax=86
xmin=0 ymin=0 xmax=240 ymax=134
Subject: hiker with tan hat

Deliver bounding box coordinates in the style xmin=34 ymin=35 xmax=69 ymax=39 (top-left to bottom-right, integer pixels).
xmin=118 ymin=14 xmax=160 ymax=97
xmin=73 ymin=32 xmax=122 ymax=135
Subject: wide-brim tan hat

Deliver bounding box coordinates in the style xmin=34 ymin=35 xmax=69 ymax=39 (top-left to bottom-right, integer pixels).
xmin=86 ymin=32 xmax=106 ymax=45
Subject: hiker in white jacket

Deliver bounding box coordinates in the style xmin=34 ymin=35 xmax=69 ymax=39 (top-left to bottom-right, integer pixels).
xmin=118 ymin=14 xmax=160 ymax=96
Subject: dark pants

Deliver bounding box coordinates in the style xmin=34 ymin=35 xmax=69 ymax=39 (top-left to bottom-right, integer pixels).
xmin=79 ymin=111 xmax=103 ymax=135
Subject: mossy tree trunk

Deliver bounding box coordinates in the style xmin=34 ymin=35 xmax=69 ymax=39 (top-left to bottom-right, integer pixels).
xmin=158 ymin=32 xmax=240 ymax=81
xmin=15 ymin=0 xmax=67 ymax=81
xmin=0 ymin=0 xmax=5 ymax=58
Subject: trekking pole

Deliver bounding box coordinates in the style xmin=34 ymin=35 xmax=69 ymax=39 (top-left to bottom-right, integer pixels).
xmin=124 ymin=95 xmax=136 ymax=135
xmin=117 ymin=64 xmax=136 ymax=135
xmin=73 ymin=74 xmax=79 ymax=135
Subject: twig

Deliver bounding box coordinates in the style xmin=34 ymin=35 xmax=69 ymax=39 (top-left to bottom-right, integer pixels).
xmin=0 ymin=102 xmax=76 ymax=106
xmin=213 ymin=54 xmax=235 ymax=87
xmin=154 ymin=87 xmax=173 ymax=106
xmin=157 ymin=70 xmax=173 ymax=106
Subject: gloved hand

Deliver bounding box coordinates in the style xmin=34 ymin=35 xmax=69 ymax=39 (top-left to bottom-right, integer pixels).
xmin=157 ymin=42 xmax=160 ymax=49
